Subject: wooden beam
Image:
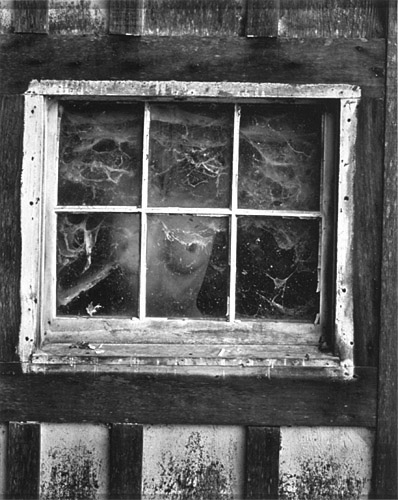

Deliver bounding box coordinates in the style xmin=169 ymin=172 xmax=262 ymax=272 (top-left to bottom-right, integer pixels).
xmin=6 ymin=422 xmax=41 ymax=500
xmin=14 ymin=0 xmax=48 ymax=33
xmin=109 ymin=424 xmax=143 ymax=499
xmin=0 ymin=368 xmax=377 ymax=426
xmin=245 ymin=427 xmax=280 ymax=499
xmin=373 ymin=0 xmax=398 ymax=498
xmin=246 ymin=0 xmax=280 ymax=37
xmin=109 ymin=0 xmax=144 ymax=35
xmin=353 ymin=97 xmax=384 ymax=366
xmin=0 ymin=95 xmax=24 ymax=373
xmin=0 ymin=35 xmax=385 ymax=97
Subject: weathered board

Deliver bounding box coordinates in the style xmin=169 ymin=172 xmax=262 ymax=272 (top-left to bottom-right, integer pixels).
xmin=0 ymin=36 xmax=385 ymax=96
xmin=13 ymin=0 xmax=48 ymax=33
xmin=109 ymin=424 xmax=143 ymax=499
xmin=0 ymin=0 xmax=387 ymax=37
xmin=0 ymin=95 xmax=23 ymax=373
xmin=278 ymin=0 xmax=386 ymax=38
xmin=109 ymin=0 xmax=143 ymax=35
xmin=245 ymin=427 xmax=280 ymax=499
xmin=374 ymin=1 xmax=398 ymax=498
xmin=353 ymin=97 xmax=384 ymax=366
xmin=6 ymin=422 xmax=41 ymax=499
xmin=0 ymin=369 xmax=377 ymax=426
xmin=246 ymin=0 xmax=279 ymax=37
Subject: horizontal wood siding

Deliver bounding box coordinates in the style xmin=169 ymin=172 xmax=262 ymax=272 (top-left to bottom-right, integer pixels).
xmin=0 ymin=36 xmax=385 ymax=96
xmin=6 ymin=422 xmax=40 ymax=500
xmin=0 ymin=369 xmax=377 ymax=426
xmin=0 ymin=95 xmax=24 ymax=373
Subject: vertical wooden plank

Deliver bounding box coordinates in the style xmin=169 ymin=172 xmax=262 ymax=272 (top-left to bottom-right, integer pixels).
xmin=353 ymin=97 xmax=384 ymax=367
xmin=109 ymin=0 xmax=144 ymax=35
xmin=48 ymin=0 xmax=108 ymax=35
xmin=6 ymin=422 xmax=40 ymax=500
xmin=143 ymin=0 xmax=244 ymax=36
xmin=0 ymin=95 xmax=24 ymax=373
xmin=278 ymin=0 xmax=385 ymax=38
xmin=374 ymin=0 xmax=398 ymax=498
xmin=109 ymin=424 xmax=143 ymax=499
xmin=245 ymin=427 xmax=280 ymax=499
xmin=246 ymin=0 xmax=279 ymax=37
xmin=14 ymin=0 xmax=48 ymax=33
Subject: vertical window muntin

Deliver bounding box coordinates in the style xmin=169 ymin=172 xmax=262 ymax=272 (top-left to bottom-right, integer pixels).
xmin=45 ymin=99 xmax=332 ymax=328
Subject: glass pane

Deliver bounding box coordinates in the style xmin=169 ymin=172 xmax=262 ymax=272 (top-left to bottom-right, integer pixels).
xmin=58 ymin=101 xmax=143 ymax=206
xmin=146 ymin=215 xmax=228 ymax=318
xmin=239 ymin=105 xmax=322 ymax=210
xmin=236 ymin=217 xmax=319 ymax=320
xmin=148 ymin=104 xmax=233 ymax=208
xmin=57 ymin=213 xmax=140 ymax=316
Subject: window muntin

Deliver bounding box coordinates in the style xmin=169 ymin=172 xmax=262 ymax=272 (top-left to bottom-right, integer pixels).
xmin=20 ymin=81 xmax=359 ymax=376
xmin=53 ymin=101 xmax=325 ymax=322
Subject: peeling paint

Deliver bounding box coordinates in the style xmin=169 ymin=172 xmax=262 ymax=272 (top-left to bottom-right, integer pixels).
xmin=41 ymin=444 xmax=102 ymax=500
xmin=279 ymin=427 xmax=374 ymax=500
xmin=142 ymin=425 xmax=244 ymax=499
xmin=279 ymin=457 xmax=367 ymax=500
xmin=40 ymin=424 xmax=109 ymax=500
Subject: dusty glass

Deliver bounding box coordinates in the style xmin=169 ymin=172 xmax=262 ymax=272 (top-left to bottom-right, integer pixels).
xmin=239 ymin=105 xmax=322 ymax=210
xmin=148 ymin=103 xmax=233 ymax=208
xmin=58 ymin=101 xmax=144 ymax=206
xmin=236 ymin=217 xmax=320 ymax=320
xmin=146 ymin=214 xmax=229 ymax=318
xmin=57 ymin=213 xmax=140 ymax=316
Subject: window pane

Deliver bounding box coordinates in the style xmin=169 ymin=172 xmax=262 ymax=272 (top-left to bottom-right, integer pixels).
xmin=236 ymin=217 xmax=320 ymax=320
xmin=148 ymin=104 xmax=233 ymax=208
xmin=146 ymin=215 xmax=228 ymax=318
xmin=58 ymin=102 xmax=143 ymax=206
xmin=57 ymin=213 xmax=140 ymax=316
xmin=239 ymin=105 xmax=322 ymax=210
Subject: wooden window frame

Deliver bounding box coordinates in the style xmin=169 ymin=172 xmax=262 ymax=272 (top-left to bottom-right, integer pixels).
xmin=19 ymin=80 xmax=360 ymax=378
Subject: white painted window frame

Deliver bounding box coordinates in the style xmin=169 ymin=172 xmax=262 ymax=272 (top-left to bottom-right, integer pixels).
xmin=20 ymin=80 xmax=360 ymax=377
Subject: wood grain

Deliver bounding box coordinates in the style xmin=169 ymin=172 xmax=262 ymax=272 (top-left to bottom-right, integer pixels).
xmin=110 ymin=424 xmax=143 ymax=499
xmin=109 ymin=0 xmax=143 ymax=35
xmin=142 ymin=0 xmax=245 ymax=36
xmin=245 ymin=427 xmax=280 ymax=499
xmin=0 ymin=95 xmax=24 ymax=372
xmin=6 ymin=422 xmax=41 ymax=499
xmin=373 ymin=1 xmax=398 ymax=498
xmin=0 ymin=35 xmax=385 ymax=96
xmin=246 ymin=0 xmax=279 ymax=37
xmin=0 ymin=368 xmax=377 ymax=426
xmin=353 ymin=97 xmax=384 ymax=367
xmin=14 ymin=0 xmax=48 ymax=33
xmin=278 ymin=0 xmax=386 ymax=38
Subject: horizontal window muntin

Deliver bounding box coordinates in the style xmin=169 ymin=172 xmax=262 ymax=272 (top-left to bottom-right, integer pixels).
xmin=19 ymin=81 xmax=358 ymax=375
xmin=45 ymin=100 xmax=329 ymax=328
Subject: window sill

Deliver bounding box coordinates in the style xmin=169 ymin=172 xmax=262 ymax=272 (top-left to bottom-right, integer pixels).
xmin=28 ymin=342 xmax=346 ymax=378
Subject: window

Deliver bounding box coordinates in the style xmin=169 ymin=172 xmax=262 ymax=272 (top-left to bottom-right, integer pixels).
xmin=20 ymin=81 xmax=360 ymax=377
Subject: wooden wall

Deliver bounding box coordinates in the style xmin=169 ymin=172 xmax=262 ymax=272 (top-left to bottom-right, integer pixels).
xmin=0 ymin=0 xmax=396 ymax=498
